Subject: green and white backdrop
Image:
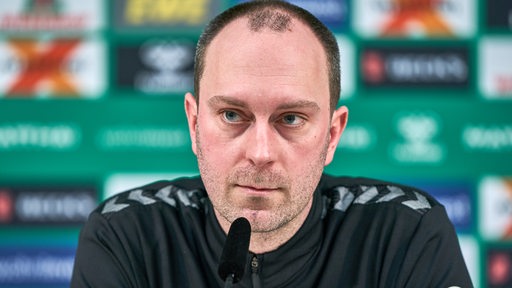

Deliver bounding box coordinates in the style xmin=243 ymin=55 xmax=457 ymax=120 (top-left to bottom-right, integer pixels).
xmin=0 ymin=0 xmax=511 ymax=287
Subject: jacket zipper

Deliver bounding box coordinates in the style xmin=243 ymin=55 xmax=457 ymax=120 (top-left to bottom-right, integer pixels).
xmin=251 ymin=255 xmax=263 ymax=288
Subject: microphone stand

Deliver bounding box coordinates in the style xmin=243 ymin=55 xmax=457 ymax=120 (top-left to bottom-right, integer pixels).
xmin=218 ymin=217 xmax=251 ymax=288
xmin=224 ymin=273 xmax=235 ymax=288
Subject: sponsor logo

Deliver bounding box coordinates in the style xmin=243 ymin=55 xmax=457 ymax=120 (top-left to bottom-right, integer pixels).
xmin=115 ymin=40 xmax=194 ymax=94
xmin=236 ymin=0 xmax=349 ymax=30
xmin=337 ymin=124 xmax=376 ymax=151
xmin=0 ymin=186 xmax=97 ymax=226
xmin=479 ymin=176 xmax=512 ymax=241
xmin=96 ymin=126 xmax=189 ymax=150
xmin=361 ymin=46 xmax=469 ymax=88
xmin=0 ymin=190 xmax=14 ymax=223
xmin=362 ymin=50 xmax=386 ymax=83
xmin=485 ymin=1 xmax=512 ymax=30
xmin=0 ymin=38 xmax=106 ymax=98
xmin=487 ymin=246 xmax=512 ymax=287
xmin=390 ymin=111 xmax=445 ymax=164
xmin=113 ymin=0 xmax=222 ymax=30
xmin=0 ymin=123 xmax=81 ymax=151
xmin=0 ymin=246 xmax=75 ymax=287
xmin=354 ymin=0 xmax=475 ymax=38
xmin=479 ymin=38 xmax=512 ymax=98
xmin=0 ymin=0 xmax=104 ymax=32
xmin=462 ymin=124 xmax=512 ymax=152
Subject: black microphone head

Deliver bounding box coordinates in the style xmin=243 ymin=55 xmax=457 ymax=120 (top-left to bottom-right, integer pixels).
xmin=218 ymin=217 xmax=251 ymax=283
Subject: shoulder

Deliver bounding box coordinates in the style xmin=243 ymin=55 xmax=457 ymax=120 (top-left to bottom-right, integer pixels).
xmin=95 ymin=176 xmax=207 ymax=219
xmin=319 ymin=174 xmax=440 ymax=215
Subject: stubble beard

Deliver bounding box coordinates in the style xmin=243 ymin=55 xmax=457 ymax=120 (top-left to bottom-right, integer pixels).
xmin=195 ymin=126 xmax=330 ymax=233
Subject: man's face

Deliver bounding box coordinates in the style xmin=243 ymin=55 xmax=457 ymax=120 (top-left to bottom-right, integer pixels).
xmin=185 ymin=18 xmax=347 ymax=233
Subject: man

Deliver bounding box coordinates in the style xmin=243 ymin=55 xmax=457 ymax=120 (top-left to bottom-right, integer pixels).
xmin=71 ymin=1 xmax=473 ymax=287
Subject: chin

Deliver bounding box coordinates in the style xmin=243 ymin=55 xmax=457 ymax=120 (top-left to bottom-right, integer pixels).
xmin=240 ymin=210 xmax=279 ymax=231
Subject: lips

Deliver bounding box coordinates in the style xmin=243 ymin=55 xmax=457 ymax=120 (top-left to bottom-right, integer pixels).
xmin=236 ymin=184 xmax=278 ymax=192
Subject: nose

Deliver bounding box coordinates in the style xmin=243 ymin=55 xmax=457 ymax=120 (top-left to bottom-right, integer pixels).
xmin=244 ymin=121 xmax=277 ymax=167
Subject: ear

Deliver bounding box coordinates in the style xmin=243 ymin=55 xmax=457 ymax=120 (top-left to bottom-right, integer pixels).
xmin=184 ymin=92 xmax=198 ymax=155
xmin=324 ymin=105 xmax=348 ymax=166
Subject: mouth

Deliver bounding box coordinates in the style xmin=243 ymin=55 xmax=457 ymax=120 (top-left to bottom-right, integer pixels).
xmin=235 ymin=184 xmax=279 ymax=194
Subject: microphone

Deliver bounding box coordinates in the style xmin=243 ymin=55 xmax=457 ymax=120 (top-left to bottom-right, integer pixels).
xmin=218 ymin=217 xmax=251 ymax=288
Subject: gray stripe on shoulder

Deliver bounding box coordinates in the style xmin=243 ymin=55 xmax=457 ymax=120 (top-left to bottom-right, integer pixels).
xmin=330 ymin=184 xmax=432 ymax=214
xmin=101 ymin=197 xmax=129 ymax=214
xmin=376 ymin=186 xmax=405 ymax=203
xmin=354 ymin=186 xmax=379 ymax=204
xmin=101 ymin=184 xmax=202 ymax=214
xmin=402 ymin=191 xmax=431 ymax=211
xmin=332 ymin=186 xmax=355 ymax=212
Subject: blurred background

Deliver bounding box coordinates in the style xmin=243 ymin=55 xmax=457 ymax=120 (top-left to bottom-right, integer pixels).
xmin=0 ymin=0 xmax=511 ymax=287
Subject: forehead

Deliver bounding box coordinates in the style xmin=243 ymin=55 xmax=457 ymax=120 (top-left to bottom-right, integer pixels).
xmin=205 ymin=15 xmax=325 ymax=63
xmin=200 ymin=16 xmax=329 ymax=106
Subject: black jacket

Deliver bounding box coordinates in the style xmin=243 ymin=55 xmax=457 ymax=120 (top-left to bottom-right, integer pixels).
xmin=71 ymin=174 xmax=473 ymax=287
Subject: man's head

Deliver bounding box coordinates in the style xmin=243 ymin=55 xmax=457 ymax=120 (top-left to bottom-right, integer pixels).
xmin=194 ymin=0 xmax=341 ymax=113
xmin=184 ymin=0 xmax=348 ymax=251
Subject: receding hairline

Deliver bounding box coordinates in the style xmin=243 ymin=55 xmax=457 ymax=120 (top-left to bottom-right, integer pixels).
xmin=205 ymin=13 xmax=326 ymax=57
xmin=194 ymin=1 xmax=341 ymax=112
xmin=200 ymin=10 xmax=328 ymax=85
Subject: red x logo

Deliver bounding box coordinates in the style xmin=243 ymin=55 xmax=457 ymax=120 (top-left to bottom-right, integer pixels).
xmin=6 ymin=39 xmax=80 ymax=96
xmin=381 ymin=0 xmax=453 ymax=36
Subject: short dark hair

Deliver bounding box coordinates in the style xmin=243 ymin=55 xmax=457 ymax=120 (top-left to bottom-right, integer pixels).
xmin=194 ymin=0 xmax=341 ymax=112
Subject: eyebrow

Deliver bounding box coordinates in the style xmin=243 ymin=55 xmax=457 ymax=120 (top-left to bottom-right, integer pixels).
xmin=208 ymin=95 xmax=246 ymax=108
xmin=207 ymin=95 xmax=320 ymax=112
xmin=277 ymin=100 xmax=320 ymax=112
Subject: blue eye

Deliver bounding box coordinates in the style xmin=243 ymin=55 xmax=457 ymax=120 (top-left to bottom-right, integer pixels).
xmin=282 ymin=114 xmax=302 ymax=125
xmin=223 ymin=110 xmax=241 ymax=122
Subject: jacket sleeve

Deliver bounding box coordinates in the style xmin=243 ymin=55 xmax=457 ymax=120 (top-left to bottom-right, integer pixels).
xmin=70 ymin=212 xmax=137 ymax=288
xmin=398 ymin=205 xmax=473 ymax=288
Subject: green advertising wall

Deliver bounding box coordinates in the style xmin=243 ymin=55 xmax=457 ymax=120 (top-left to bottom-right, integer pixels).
xmin=0 ymin=0 xmax=511 ymax=287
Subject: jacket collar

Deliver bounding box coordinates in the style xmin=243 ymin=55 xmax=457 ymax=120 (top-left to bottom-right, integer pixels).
xmin=205 ymin=180 xmax=325 ymax=286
